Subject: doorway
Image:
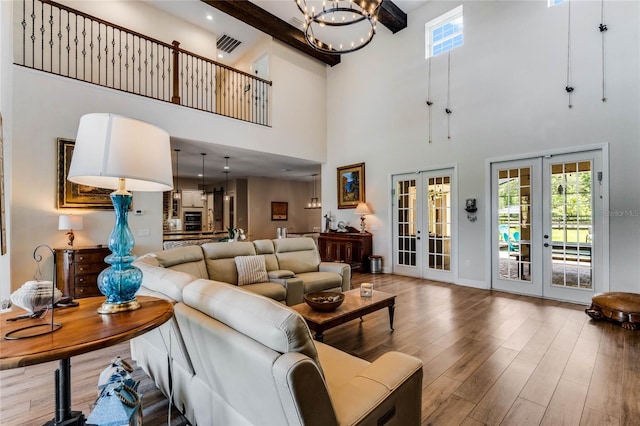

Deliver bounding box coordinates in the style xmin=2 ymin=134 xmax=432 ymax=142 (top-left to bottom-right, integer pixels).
xmin=491 ymin=149 xmax=605 ymax=304
xmin=392 ymin=168 xmax=457 ymax=282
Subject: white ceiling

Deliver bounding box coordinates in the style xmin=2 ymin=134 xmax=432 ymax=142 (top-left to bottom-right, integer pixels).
xmin=144 ymin=0 xmax=428 ymax=182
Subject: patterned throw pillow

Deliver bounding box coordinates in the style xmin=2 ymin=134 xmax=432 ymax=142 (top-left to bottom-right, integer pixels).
xmin=234 ymin=255 xmax=269 ymax=286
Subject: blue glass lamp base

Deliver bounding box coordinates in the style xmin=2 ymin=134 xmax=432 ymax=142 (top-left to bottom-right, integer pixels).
xmin=97 ymin=192 xmax=142 ymax=314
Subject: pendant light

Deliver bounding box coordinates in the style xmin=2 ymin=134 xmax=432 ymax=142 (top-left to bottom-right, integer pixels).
xmin=304 ymin=173 xmax=321 ymax=209
xmin=173 ymin=148 xmax=181 ymax=200
xmin=223 ymin=156 xmax=230 ymax=201
xmin=200 ymin=153 xmax=207 ymax=201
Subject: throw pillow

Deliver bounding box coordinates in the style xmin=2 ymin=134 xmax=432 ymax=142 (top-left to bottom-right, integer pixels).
xmin=235 ymin=255 xmax=269 ymax=286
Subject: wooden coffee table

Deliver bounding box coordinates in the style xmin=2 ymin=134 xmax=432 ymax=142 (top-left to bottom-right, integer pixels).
xmin=291 ymin=289 xmax=395 ymax=342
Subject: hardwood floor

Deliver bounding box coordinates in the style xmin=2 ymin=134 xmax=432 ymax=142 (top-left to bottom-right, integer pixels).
xmin=2 ymin=273 xmax=639 ymax=425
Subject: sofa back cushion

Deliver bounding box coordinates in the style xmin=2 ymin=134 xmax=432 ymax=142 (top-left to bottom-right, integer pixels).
xmin=273 ymin=238 xmax=320 ymax=274
xmin=202 ymin=241 xmax=256 ymax=285
xmin=182 ymin=279 xmax=322 ymax=372
xmin=154 ymin=245 xmax=208 ymax=279
xmin=252 ymin=239 xmax=279 ymax=271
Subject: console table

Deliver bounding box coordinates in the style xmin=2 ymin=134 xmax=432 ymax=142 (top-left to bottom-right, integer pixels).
xmin=0 ymin=296 xmax=173 ymax=425
xmin=318 ymin=232 xmax=372 ymax=272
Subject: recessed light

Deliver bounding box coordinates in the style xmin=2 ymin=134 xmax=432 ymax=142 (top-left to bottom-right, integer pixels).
xmin=217 ymin=54 xmax=224 ymax=59
xmin=206 ymin=15 xmax=213 ymax=21
xmin=197 ymin=173 xmax=203 ymax=177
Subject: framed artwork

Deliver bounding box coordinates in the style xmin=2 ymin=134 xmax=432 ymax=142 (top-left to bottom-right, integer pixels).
xmin=337 ymin=162 xmax=365 ymax=209
xmin=271 ymin=201 xmax=288 ymax=221
xmin=57 ymin=138 xmax=114 ymax=209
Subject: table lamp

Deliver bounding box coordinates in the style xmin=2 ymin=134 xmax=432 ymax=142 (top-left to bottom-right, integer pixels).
xmin=354 ymin=202 xmax=372 ymax=233
xmin=58 ymin=214 xmax=83 ymax=247
xmin=67 ymin=113 xmax=173 ymax=314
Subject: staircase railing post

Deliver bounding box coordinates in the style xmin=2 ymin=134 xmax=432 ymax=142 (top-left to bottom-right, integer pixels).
xmin=171 ymin=40 xmax=181 ymax=104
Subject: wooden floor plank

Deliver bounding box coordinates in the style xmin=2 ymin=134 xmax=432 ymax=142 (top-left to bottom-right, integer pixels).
xmin=540 ymin=378 xmax=588 ymax=426
xmin=579 ymin=407 xmax=620 ymax=426
xmin=584 ymin=353 xmax=623 ymax=418
xmin=500 ymin=397 xmax=546 ymax=426
xmin=468 ymin=357 xmax=537 ymax=425
xmin=519 ymin=347 xmax=571 ymax=406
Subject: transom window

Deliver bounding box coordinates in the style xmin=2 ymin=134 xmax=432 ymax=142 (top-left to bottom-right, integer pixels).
xmin=425 ymin=5 xmax=463 ymax=59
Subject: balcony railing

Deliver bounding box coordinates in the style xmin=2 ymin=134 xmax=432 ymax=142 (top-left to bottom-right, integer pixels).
xmin=15 ymin=0 xmax=272 ymax=126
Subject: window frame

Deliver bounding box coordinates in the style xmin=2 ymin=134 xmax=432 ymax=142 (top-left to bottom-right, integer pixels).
xmin=425 ymin=5 xmax=464 ymax=59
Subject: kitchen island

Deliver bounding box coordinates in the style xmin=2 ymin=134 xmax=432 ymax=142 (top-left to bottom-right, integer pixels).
xmin=162 ymin=230 xmax=227 ymax=250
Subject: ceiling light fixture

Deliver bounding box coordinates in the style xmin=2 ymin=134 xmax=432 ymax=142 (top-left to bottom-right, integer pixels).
xmin=295 ymin=0 xmax=382 ymax=55
xmin=304 ymin=173 xmax=321 ymax=209
xmin=200 ymin=153 xmax=207 ymax=201
xmin=173 ymin=149 xmax=181 ymax=200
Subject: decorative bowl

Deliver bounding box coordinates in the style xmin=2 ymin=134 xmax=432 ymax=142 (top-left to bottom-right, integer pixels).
xmin=304 ymin=292 xmax=345 ymax=312
xmin=10 ymin=280 xmax=62 ymax=314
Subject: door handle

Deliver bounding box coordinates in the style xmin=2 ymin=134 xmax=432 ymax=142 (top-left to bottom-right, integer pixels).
xmin=544 ymin=243 xmax=549 ymax=247
xmin=543 ymin=234 xmax=549 ymax=239
xmin=416 ymin=237 xmax=421 ymax=240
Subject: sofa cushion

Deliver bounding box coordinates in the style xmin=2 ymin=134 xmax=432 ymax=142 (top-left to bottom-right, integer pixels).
xmin=202 ymin=241 xmax=256 ymax=285
xmin=134 ymin=258 xmax=196 ymax=303
xmin=298 ymin=271 xmax=344 ymax=293
xmin=273 ymin=238 xmax=320 ymax=274
xmin=241 ymin=282 xmax=287 ymax=302
xmin=253 ymin=239 xmax=279 ymax=271
xmin=182 ymin=279 xmax=322 ymax=375
xmin=235 ymin=255 xmax=269 ymax=286
xmin=155 ymin=245 xmax=208 ymax=279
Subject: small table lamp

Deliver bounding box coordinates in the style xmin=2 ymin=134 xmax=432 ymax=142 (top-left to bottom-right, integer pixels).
xmin=67 ymin=113 xmax=173 ymax=314
xmin=354 ymin=202 xmax=372 ymax=233
xmin=58 ymin=215 xmax=83 ymax=247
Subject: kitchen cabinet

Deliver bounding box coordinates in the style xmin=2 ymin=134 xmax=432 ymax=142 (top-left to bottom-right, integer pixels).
xmin=181 ymin=190 xmax=205 ymax=208
xmin=318 ymin=233 xmax=372 ymax=272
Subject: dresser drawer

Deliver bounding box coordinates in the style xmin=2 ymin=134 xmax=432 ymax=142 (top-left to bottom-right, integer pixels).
xmin=75 ymin=262 xmax=107 ymax=275
xmin=74 ymin=252 xmax=108 ymax=264
xmin=73 ymin=284 xmax=102 ymax=298
xmin=74 ymin=273 xmax=99 ymax=287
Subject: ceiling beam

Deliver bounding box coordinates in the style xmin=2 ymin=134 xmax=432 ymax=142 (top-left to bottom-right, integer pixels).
xmin=379 ymin=1 xmax=407 ymax=34
xmin=201 ymin=0 xmax=341 ymax=66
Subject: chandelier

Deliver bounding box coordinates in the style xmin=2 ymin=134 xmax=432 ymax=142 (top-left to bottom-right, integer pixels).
xmin=304 ymin=173 xmax=321 ymax=209
xmin=295 ymin=0 xmax=383 ymax=55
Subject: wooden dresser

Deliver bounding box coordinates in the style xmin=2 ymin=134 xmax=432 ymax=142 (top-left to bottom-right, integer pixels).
xmin=318 ymin=233 xmax=373 ymax=272
xmin=55 ymin=246 xmax=110 ymax=299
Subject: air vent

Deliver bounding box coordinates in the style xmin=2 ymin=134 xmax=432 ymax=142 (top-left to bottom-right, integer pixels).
xmin=217 ymin=34 xmax=242 ymax=54
xmin=289 ymin=17 xmax=304 ymax=29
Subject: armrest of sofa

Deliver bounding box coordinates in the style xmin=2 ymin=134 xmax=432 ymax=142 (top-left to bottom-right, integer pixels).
xmin=330 ymin=352 xmax=423 ymax=426
xmin=318 ymin=262 xmax=351 ymax=292
xmin=269 ymin=276 xmax=304 ymax=306
xmin=268 ymin=270 xmax=295 ymax=279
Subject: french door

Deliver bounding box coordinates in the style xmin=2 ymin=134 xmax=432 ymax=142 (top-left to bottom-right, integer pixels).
xmin=491 ymin=150 xmax=604 ymax=304
xmin=392 ymin=169 xmax=456 ymax=282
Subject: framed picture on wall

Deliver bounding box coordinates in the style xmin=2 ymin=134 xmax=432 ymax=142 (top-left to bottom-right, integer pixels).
xmin=337 ymin=162 xmax=365 ymax=209
xmin=271 ymin=201 xmax=288 ymax=221
xmin=57 ymin=138 xmax=114 ymax=209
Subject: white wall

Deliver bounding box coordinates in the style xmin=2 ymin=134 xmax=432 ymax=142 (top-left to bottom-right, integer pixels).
xmin=0 ymin=1 xmax=12 ymax=300
xmin=5 ymin=0 xmax=328 ymax=293
xmin=325 ymin=0 xmax=640 ymax=290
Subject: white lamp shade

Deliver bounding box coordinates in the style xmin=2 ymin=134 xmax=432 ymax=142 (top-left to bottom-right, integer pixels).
xmin=354 ymin=203 xmax=372 ymax=215
xmin=68 ymin=113 xmax=173 ymax=192
xmin=58 ymin=214 xmax=84 ymax=231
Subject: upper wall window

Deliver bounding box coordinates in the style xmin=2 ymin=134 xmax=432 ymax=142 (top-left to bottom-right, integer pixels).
xmin=425 ymin=5 xmax=464 ymax=59
xmin=548 ymin=0 xmax=566 ymax=6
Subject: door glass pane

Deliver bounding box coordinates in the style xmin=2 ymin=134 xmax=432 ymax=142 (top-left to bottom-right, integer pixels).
xmin=497 ymin=167 xmax=531 ymax=281
xmin=427 ymin=175 xmax=451 ymax=271
xmin=550 ymin=161 xmax=593 ymax=289
xmin=397 ymin=179 xmax=417 ymax=266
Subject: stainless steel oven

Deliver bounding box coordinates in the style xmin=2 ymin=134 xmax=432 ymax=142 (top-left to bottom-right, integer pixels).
xmin=183 ymin=211 xmax=202 ymax=231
